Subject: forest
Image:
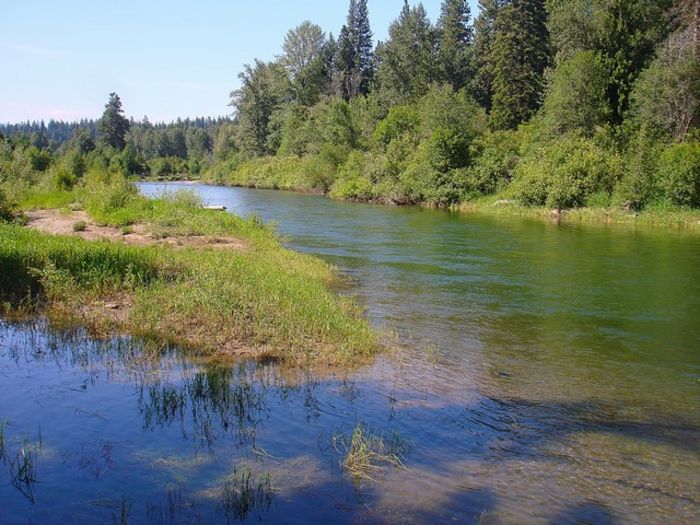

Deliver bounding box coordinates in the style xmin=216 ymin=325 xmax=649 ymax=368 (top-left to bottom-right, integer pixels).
xmin=2 ymin=0 xmax=699 ymax=218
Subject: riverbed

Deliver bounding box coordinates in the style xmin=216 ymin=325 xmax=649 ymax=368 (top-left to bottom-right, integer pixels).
xmin=1 ymin=183 xmax=698 ymax=524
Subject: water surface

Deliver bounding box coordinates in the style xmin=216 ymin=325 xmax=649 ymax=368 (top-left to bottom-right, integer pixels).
xmin=1 ymin=183 xmax=698 ymax=524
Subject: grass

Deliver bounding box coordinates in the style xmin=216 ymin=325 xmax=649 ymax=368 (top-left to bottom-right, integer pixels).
xmin=332 ymin=423 xmax=411 ymax=484
xmin=72 ymin=220 xmax=87 ymax=232
xmin=10 ymin=440 xmax=39 ymax=502
xmin=456 ymin=195 xmax=700 ymax=231
xmin=218 ymin=468 xmax=273 ymax=522
xmin=0 ymin=175 xmax=378 ymax=365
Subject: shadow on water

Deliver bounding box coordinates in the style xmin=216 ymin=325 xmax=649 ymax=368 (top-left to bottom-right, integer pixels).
xmin=1 ymin=320 xmax=698 ymax=524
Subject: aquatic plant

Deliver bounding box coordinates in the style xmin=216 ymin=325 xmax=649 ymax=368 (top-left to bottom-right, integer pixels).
xmin=10 ymin=441 xmax=38 ymax=502
xmin=218 ymin=467 xmax=273 ymax=522
xmin=112 ymin=495 xmax=132 ymax=525
xmin=333 ymin=423 xmax=411 ymax=483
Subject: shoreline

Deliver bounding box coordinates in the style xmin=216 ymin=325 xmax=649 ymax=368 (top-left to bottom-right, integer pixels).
xmin=1 ymin=184 xmax=379 ymax=367
xmin=165 ymin=178 xmax=700 ymax=232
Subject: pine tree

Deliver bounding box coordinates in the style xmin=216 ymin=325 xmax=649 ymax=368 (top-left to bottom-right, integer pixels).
xmin=471 ymin=0 xmax=506 ymax=111
xmin=99 ymin=93 xmax=130 ymax=150
xmin=436 ymin=0 xmax=473 ymax=90
xmin=334 ymin=0 xmax=374 ymax=99
xmin=376 ymin=1 xmax=437 ymax=103
xmin=490 ymin=0 xmax=550 ymax=130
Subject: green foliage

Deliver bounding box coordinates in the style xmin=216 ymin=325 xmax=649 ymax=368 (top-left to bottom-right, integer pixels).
xmin=630 ymin=39 xmax=700 ymax=142
xmin=490 ymin=0 xmax=550 ymax=130
xmin=541 ymin=50 xmax=610 ymax=136
xmin=72 ymin=220 xmax=87 ymax=232
xmin=372 ymin=105 xmax=419 ymax=147
xmin=375 ymin=2 xmax=437 ymax=103
xmin=656 ymin=142 xmax=700 ymax=207
xmin=27 ymin=147 xmax=52 ymax=172
xmin=0 ymin=187 xmax=18 ymax=222
xmin=148 ymin=156 xmax=188 ymax=179
xmin=466 ymin=130 xmax=520 ymax=195
xmin=513 ymin=135 xmax=624 ymax=208
xmin=98 ymin=93 xmax=130 ymax=150
xmin=436 ymin=0 xmax=473 ymax=90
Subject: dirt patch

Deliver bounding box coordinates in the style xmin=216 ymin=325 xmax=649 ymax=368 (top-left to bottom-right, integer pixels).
xmin=25 ymin=209 xmax=249 ymax=251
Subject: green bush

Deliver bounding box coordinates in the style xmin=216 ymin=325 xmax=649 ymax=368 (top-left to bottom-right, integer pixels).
xmin=512 ymin=136 xmax=624 ymax=209
xmin=148 ymin=156 xmax=188 ymax=179
xmin=373 ymin=105 xmax=420 ymax=148
xmin=656 ymin=142 xmax=700 ymax=207
xmin=0 ymin=187 xmax=17 ymax=222
xmin=466 ymin=130 xmax=520 ymax=196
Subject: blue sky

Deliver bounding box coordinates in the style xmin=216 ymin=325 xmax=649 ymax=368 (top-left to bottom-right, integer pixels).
xmin=1 ymin=0 xmax=479 ymax=124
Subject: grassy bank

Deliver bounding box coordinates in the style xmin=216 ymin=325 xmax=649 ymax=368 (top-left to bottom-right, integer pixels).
xmin=0 ymin=174 xmax=377 ymax=366
xmin=201 ymin=155 xmax=700 ymax=231
xmin=457 ymin=196 xmax=700 ymax=231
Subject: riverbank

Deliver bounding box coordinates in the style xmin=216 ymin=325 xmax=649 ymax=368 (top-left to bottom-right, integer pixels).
xmin=197 ymin=169 xmax=700 ymax=232
xmin=456 ymin=196 xmax=700 ymax=231
xmin=0 ymin=176 xmax=378 ymax=366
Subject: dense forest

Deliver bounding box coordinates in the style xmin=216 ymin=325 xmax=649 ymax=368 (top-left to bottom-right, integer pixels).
xmin=2 ymin=0 xmax=699 ymax=215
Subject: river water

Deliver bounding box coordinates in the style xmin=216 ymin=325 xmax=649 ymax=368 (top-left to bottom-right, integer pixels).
xmin=1 ymin=183 xmax=698 ymax=524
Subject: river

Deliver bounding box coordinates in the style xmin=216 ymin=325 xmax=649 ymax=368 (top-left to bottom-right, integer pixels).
xmin=1 ymin=182 xmax=698 ymax=524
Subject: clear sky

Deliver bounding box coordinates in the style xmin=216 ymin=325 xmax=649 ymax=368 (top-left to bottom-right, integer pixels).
xmin=0 ymin=0 xmax=479 ymax=124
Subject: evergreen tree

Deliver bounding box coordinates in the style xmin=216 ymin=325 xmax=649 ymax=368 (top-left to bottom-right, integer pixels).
xmin=471 ymin=0 xmax=506 ymax=111
xmin=99 ymin=93 xmax=130 ymax=150
xmin=376 ymin=1 xmax=437 ymax=103
xmin=490 ymin=0 xmax=550 ymax=130
xmin=334 ymin=0 xmax=374 ymax=99
xmin=436 ymin=0 xmax=473 ymax=90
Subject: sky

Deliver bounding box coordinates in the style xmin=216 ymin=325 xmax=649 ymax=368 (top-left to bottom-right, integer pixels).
xmin=0 ymin=0 xmax=479 ymax=124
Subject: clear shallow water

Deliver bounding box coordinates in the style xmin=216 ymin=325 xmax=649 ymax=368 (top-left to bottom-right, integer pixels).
xmin=1 ymin=184 xmax=699 ymax=524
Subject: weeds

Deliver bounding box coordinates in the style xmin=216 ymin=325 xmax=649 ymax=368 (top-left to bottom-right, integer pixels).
xmin=332 ymin=423 xmax=411 ymax=484
xmin=112 ymin=495 xmax=132 ymax=525
xmin=10 ymin=441 xmax=39 ymax=502
xmin=72 ymin=220 xmax=87 ymax=232
xmin=218 ymin=468 xmax=273 ymax=522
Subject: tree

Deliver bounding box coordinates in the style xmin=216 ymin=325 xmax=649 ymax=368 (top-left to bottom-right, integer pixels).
xmin=630 ymin=28 xmax=700 ymax=142
xmin=490 ymin=0 xmax=550 ymax=130
xmin=541 ymin=50 xmax=610 ymax=136
xmin=282 ymin=21 xmax=329 ymax=105
xmin=99 ymin=93 xmax=130 ymax=150
xmin=376 ymin=1 xmax=437 ymax=103
xmin=546 ymin=0 xmax=673 ymax=125
xmin=471 ymin=0 xmax=506 ymax=111
xmin=436 ymin=0 xmax=473 ymax=90
xmin=334 ymin=0 xmax=374 ymax=99
xmin=231 ymin=60 xmax=290 ymax=156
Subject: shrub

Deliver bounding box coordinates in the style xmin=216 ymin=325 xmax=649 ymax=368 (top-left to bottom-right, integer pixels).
xmin=0 ymin=187 xmax=17 ymax=222
xmin=512 ymin=136 xmax=624 ymax=209
xmin=466 ymin=130 xmax=520 ymax=196
xmin=72 ymin=220 xmax=87 ymax=232
xmin=656 ymin=142 xmax=700 ymax=207
xmin=373 ymin=105 xmax=420 ymax=148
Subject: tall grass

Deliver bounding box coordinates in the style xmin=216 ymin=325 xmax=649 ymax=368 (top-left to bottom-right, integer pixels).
xmin=0 ymin=172 xmax=378 ymax=364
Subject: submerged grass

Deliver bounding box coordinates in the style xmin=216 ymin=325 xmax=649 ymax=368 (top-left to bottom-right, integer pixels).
xmin=332 ymin=423 xmax=411 ymax=484
xmin=1 ymin=174 xmax=378 ymax=365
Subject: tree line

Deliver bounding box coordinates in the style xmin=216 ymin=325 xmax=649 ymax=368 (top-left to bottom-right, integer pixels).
xmin=215 ymin=0 xmax=699 ymax=210
xmin=2 ymin=0 xmax=699 ymax=211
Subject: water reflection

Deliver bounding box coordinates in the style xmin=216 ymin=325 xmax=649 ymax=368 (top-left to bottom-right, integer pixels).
xmin=1 ymin=319 xmax=699 ymax=524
